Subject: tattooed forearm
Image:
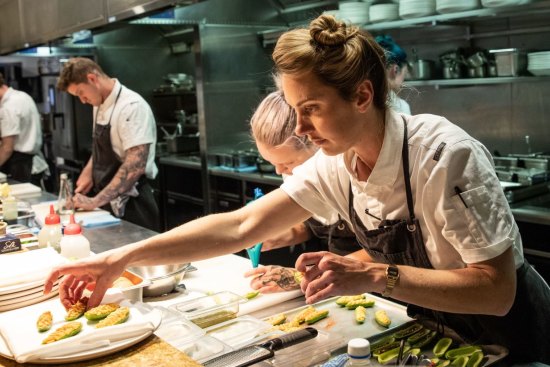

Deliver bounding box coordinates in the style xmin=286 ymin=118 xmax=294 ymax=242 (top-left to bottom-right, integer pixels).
xmin=94 ymin=144 xmax=149 ymax=207
xmin=261 ymin=267 xmax=299 ymax=291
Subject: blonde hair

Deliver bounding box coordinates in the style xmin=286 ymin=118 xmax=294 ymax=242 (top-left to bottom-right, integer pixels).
xmin=272 ymin=14 xmax=388 ymax=110
xmin=57 ymin=57 xmax=107 ymax=91
xmin=250 ymin=90 xmax=313 ymax=150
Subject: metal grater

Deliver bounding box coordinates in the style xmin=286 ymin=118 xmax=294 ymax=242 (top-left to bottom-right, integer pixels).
xmin=203 ymin=345 xmax=273 ymax=367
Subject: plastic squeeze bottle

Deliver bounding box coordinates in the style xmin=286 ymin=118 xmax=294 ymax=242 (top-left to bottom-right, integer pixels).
xmin=60 ymin=214 xmax=90 ymax=260
xmin=38 ymin=204 xmax=63 ymax=252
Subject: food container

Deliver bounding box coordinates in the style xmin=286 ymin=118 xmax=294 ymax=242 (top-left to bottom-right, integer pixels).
xmin=154 ymin=307 xmax=205 ymax=347
xmin=411 ymin=59 xmax=435 ymax=80
xmin=204 ymin=315 xmax=272 ymax=348
xmin=172 ymin=291 xmax=246 ymax=328
xmin=111 ymin=269 xmax=152 ymax=302
xmin=129 ymin=263 xmax=190 ymax=297
xmin=489 ymin=48 xmax=527 ymax=76
xmin=256 ymin=157 xmax=276 ymax=174
xmin=270 ymin=330 xmax=345 ymax=367
xmin=179 ymin=335 xmax=233 ymax=364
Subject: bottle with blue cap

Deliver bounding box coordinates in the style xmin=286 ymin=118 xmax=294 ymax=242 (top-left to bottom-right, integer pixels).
xmin=346 ymin=338 xmax=371 ymax=366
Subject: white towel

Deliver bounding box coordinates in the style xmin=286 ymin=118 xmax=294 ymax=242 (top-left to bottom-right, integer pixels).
xmin=0 ymin=294 xmax=162 ymax=363
xmin=0 ymin=248 xmax=67 ymax=290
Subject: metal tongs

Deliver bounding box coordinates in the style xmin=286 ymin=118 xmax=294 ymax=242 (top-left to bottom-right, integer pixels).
xmin=398 ymin=338 xmax=433 ymax=367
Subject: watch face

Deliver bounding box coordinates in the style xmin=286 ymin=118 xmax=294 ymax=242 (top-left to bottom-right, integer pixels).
xmin=387 ymin=266 xmax=399 ymax=278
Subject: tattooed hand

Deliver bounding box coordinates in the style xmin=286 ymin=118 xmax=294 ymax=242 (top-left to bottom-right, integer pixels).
xmin=73 ymin=193 xmax=99 ymax=211
xmin=244 ymin=265 xmax=301 ymax=293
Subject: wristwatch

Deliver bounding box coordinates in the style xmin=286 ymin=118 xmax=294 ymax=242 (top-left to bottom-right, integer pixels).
xmin=382 ymin=265 xmax=399 ymax=297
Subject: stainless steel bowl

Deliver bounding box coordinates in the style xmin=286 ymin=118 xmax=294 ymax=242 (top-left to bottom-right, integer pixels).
xmin=129 ymin=263 xmax=190 ymax=297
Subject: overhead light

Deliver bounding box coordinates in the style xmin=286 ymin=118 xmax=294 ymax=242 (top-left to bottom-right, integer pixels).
xmin=132 ymin=6 xmax=145 ymax=15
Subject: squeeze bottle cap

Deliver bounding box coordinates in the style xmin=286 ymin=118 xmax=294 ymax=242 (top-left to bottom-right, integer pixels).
xmin=64 ymin=214 xmax=81 ymax=235
xmin=45 ymin=204 xmax=61 ymax=225
xmin=347 ymin=338 xmax=371 ymax=358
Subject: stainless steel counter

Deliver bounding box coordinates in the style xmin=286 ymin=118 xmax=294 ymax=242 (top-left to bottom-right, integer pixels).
xmin=25 ymin=191 xmax=158 ymax=253
xmin=511 ymin=192 xmax=550 ymax=226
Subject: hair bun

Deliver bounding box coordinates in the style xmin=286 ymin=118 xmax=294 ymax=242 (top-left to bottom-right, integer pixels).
xmin=309 ymin=14 xmax=354 ymax=48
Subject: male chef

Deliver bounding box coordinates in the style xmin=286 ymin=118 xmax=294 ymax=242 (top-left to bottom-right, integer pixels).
xmin=57 ymin=58 xmax=159 ymax=231
xmin=0 ymin=72 xmax=44 ymax=182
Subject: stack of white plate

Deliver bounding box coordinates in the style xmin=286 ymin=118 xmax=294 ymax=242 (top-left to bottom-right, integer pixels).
xmin=481 ymin=0 xmax=532 ymax=7
xmin=399 ymin=0 xmax=436 ymax=19
xmin=370 ymin=3 xmax=399 ymax=23
xmin=339 ymin=1 xmax=370 ymax=24
xmin=0 ymin=279 xmax=59 ymax=312
xmin=437 ymin=0 xmax=480 ymax=13
xmin=528 ymin=51 xmax=550 ymax=76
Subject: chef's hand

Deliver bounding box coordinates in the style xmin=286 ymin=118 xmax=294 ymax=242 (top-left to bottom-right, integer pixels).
xmin=244 ymin=265 xmax=301 ymax=293
xmin=75 ymin=162 xmax=94 ymax=195
xmin=73 ymin=193 xmax=99 ymax=211
xmin=296 ymin=251 xmax=371 ymax=304
xmin=44 ymin=249 xmax=128 ymax=310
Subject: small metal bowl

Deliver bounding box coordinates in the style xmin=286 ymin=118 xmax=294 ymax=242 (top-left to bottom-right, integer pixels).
xmin=129 ymin=263 xmax=190 ymax=297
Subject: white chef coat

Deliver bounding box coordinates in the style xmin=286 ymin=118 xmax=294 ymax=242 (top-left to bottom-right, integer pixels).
xmin=94 ymin=80 xmax=157 ymax=179
xmin=0 ymin=87 xmax=42 ymax=155
xmin=282 ymin=173 xmax=349 ymax=227
xmin=389 ymin=90 xmax=411 ymax=115
xmin=281 ymin=109 xmax=523 ymax=270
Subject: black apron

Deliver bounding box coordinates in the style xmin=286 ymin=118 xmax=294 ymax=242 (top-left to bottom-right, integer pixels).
xmin=92 ymin=85 xmax=159 ymax=232
xmin=304 ymin=216 xmax=361 ymax=256
xmin=1 ymin=151 xmax=33 ymax=182
xmin=348 ymin=118 xmax=550 ymax=364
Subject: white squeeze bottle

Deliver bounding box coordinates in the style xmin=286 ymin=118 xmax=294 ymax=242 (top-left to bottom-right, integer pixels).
xmin=345 ymin=338 xmax=371 ymax=366
xmin=38 ymin=204 xmax=62 ymax=252
xmin=60 ymin=214 xmax=90 ymax=260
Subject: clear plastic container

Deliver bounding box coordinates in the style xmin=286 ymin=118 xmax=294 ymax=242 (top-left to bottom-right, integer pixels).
xmin=172 ymin=291 xmax=245 ymax=328
xmin=179 ymin=335 xmax=233 ymax=364
xmin=204 ymin=315 xmax=272 ymax=348
xmin=270 ymin=330 xmax=346 ymax=367
xmin=154 ymin=309 xmax=205 ymax=347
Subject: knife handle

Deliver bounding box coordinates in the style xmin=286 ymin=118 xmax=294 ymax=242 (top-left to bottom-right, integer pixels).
xmin=264 ymin=327 xmax=318 ymax=351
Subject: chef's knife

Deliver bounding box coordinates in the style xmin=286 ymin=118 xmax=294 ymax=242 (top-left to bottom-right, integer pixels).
xmin=204 ymin=327 xmax=318 ymax=367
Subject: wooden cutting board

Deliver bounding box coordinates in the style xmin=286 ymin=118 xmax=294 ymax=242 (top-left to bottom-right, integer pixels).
xmin=0 ymin=335 xmax=203 ymax=367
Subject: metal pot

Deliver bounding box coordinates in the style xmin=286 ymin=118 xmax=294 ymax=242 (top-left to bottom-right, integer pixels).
xmin=129 ymin=263 xmax=191 ymax=297
xmin=166 ymin=134 xmax=199 ymax=154
xmin=443 ymin=63 xmax=463 ymax=79
xmin=411 ymin=60 xmax=435 ymax=80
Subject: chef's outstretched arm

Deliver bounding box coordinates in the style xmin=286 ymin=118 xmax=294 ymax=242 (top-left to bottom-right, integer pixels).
xmin=73 ymin=144 xmax=149 ymax=210
xmin=45 ymin=189 xmax=311 ymax=309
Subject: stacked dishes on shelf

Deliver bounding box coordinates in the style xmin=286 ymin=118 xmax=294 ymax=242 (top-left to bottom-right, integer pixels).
xmin=338 ymin=1 xmax=370 ymax=24
xmin=0 ymin=248 xmax=65 ymax=312
xmin=0 ymin=279 xmax=59 ymax=312
xmin=481 ymin=0 xmax=532 ymax=7
xmin=369 ymin=3 xmax=399 ymax=23
xmin=399 ymin=0 xmax=436 ymax=19
xmin=527 ymin=51 xmax=550 ymax=76
xmin=436 ymin=0 xmax=480 ymax=13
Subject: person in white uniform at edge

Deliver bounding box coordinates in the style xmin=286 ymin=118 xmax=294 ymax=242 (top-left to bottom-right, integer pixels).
xmin=376 ymin=34 xmax=411 ymax=115
xmin=45 ymin=15 xmax=550 ymax=364
xmin=56 ymin=58 xmax=159 ymax=231
xmin=244 ymin=90 xmax=364 ymax=293
xmin=0 ymin=72 xmax=46 ymax=183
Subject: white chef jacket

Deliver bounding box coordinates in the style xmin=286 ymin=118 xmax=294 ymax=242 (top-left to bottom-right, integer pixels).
xmin=94 ymin=80 xmax=157 ymax=179
xmin=281 ymin=110 xmax=523 ymax=269
xmin=282 ymin=173 xmax=350 ymax=227
xmin=0 ymin=87 xmax=42 ymax=155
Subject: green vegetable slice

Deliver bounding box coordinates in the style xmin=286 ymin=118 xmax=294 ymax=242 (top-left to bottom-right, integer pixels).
xmin=445 ymin=345 xmax=482 ymax=360
xmin=392 ymin=323 xmax=424 ymax=340
xmin=466 ymin=350 xmax=484 ymax=367
xmin=377 ymin=345 xmax=411 ymax=365
xmin=450 ymin=355 xmax=469 ymax=367
xmin=433 ymin=337 xmax=453 ymax=357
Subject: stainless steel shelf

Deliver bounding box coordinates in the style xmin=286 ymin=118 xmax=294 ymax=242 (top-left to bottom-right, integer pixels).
xmin=364 ymin=1 xmax=550 ymax=31
xmin=404 ymin=76 xmax=550 ymax=87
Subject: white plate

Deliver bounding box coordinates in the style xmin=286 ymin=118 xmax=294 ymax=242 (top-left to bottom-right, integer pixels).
xmin=482 ymin=0 xmax=531 ymax=7
xmin=0 ymin=278 xmax=59 ymax=296
xmin=437 ymin=0 xmax=480 ymax=13
xmin=0 ymin=290 xmax=57 ymax=312
xmin=0 ymin=284 xmax=59 ymax=304
xmin=0 ymin=298 xmax=162 ymax=364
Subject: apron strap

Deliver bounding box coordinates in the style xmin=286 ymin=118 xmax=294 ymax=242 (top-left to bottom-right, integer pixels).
xmin=401 ymin=117 xmax=416 ymax=227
